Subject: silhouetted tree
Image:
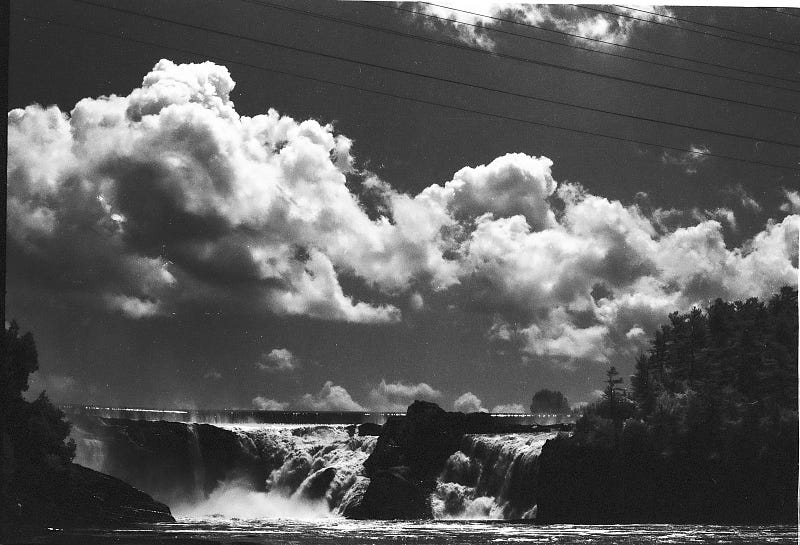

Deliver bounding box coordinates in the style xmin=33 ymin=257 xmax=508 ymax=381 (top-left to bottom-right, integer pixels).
xmin=1 ymin=322 xmax=76 ymax=518
xmin=630 ymin=353 xmax=654 ymax=415
xmin=539 ymin=287 xmax=799 ymax=524
xmin=603 ymin=367 xmax=626 ymax=445
xmin=530 ymin=389 xmax=570 ymax=414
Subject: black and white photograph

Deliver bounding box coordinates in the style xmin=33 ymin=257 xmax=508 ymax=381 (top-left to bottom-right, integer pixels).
xmin=2 ymin=1 xmax=799 ymax=543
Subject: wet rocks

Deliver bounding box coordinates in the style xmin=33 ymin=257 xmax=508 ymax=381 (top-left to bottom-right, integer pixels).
xmin=340 ymin=466 xmax=430 ymax=520
xmin=4 ymin=463 xmax=173 ymax=533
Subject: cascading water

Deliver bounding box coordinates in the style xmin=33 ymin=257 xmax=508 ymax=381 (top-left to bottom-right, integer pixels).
xmin=72 ymin=419 xmax=377 ymax=518
xmin=183 ymin=424 xmax=378 ymax=519
xmin=71 ymin=417 xmax=558 ymax=520
xmin=433 ymin=432 xmax=558 ymax=519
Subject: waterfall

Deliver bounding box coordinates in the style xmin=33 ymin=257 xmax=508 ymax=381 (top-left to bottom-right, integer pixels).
xmin=71 ymin=417 xmax=557 ymax=520
xmin=433 ymin=432 xmax=558 ymax=519
xmin=71 ymin=418 xmax=377 ymax=517
xmin=186 ymin=423 xmax=207 ymax=503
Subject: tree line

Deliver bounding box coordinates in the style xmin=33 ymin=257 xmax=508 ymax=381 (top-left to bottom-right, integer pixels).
xmin=536 ymin=287 xmax=798 ymax=523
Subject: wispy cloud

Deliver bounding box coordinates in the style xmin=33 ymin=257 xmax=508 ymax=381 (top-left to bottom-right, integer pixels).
xmin=661 ymin=144 xmax=710 ymax=175
xmin=405 ymin=3 xmax=674 ymax=49
xmin=252 ymin=396 xmax=289 ymax=410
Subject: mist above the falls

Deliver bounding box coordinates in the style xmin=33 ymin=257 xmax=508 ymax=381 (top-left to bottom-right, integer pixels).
xmin=172 ymin=479 xmax=334 ymax=520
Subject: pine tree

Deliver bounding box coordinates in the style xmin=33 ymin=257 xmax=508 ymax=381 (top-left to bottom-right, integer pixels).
xmin=631 ymin=353 xmax=654 ymax=416
xmin=603 ymin=366 xmax=625 ymax=447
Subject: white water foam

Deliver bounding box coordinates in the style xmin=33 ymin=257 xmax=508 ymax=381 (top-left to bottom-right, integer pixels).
xmin=433 ymin=432 xmax=558 ymax=519
xmin=175 ymin=424 xmax=376 ymax=519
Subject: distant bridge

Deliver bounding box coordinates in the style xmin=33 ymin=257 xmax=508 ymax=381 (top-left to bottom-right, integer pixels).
xmin=62 ymin=405 xmax=576 ymax=426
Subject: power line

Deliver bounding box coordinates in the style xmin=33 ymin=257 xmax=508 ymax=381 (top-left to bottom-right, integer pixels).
xmin=13 ymin=11 xmax=800 ymax=173
xmin=615 ymin=4 xmax=800 ymax=48
xmin=419 ymin=2 xmax=800 ymax=86
xmin=760 ymin=7 xmax=800 ymax=20
xmin=372 ymin=2 xmax=800 ymax=94
xmin=208 ymin=0 xmax=798 ymax=115
xmin=575 ymin=5 xmax=800 ymax=55
xmin=180 ymin=1 xmax=800 ymax=148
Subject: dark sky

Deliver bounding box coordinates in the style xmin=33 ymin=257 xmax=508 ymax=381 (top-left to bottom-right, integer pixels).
xmin=7 ymin=1 xmax=800 ymax=412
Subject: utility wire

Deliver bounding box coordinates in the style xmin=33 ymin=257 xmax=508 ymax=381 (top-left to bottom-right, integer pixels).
xmin=208 ymin=1 xmax=800 ymax=147
xmin=615 ymin=4 xmax=800 ymax=48
xmin=362 ymin=2 xmax=800 ymax=94
xmin=419 ymin=2 xmax=800 ymax=85
xmin=13 ymin=11 xmax=800 ymax=173
xmin=210 ymin=0 xmax=798 ymax=115
xmin=760 ymin=7 xmax=800 ymax=19
xmin=575 ymin=5 xmax=800 ymax=55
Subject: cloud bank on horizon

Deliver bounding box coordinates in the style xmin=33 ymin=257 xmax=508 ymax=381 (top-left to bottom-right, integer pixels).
xmin=8 ymin=60 xmax=799 ymax=410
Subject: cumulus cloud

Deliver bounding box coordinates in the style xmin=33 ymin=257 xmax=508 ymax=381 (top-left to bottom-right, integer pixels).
xmin=781 ymin=189 xmax=800 ymax=215
xmin=491 ymin=403 xmax=526 ymax=414
xmin=454 ymin=391 xmax=486 ymax=413
xmin=420 ymin=153 xmax=557 ymax=231
xmin=297 ymin=381 xmax=365 ymax=411
xmin=8 ymin=59 xmax=798 ymax=379
xmin=8 ymin=59 xmax=435 ymax=324
xmin=252 ymin=396 xmax=289 ymax=410
xmin=661 ymin=144 xmax=710 ymax=175
xmin=465 ymin=181 xmax=797 ymax=366
xmin=700 ymin=207 xmax=737 ymax=231
xmin=367 ymin=379 xmax=442 ymax=411
xmin=255 ymin=348 xmax=300 ymax=373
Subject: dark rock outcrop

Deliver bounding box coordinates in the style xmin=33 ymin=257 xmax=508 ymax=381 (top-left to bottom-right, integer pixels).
xmin=4 ymin=463 xmax=173 ymax=533
xmin=349 ymin=401 xmax=466 ymax=519
xmin=342 ymin=466 xmax=430 ymax=519
xmin=344 ymin=401 xmax=575 ymax=520
xmin=364 ymin=401 xmax=464 ymax=482
xmin=357 ymin=422 xmax=383 ymax=436
xmin=298 ymin=467 xmax=337 ymax=501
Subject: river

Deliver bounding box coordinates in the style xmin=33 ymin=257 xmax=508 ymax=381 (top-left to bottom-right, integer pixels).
xmin=22 ymin=520 xmax=798 ymax=544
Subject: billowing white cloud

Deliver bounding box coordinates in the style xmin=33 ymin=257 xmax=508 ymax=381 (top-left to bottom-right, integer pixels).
xmin=454 ymin=391 xmax=486 ymax=413
xmin=420 ymin=153 xmax=557 ymax=231
xmin=255 ymin=348 xmax=300 ymax=373
xmin=367 ymin=379 xmax=442 ymax=411
xmin=462 ymin=181 xmax=797 ymax=365
xmin=491 ymin=403 xmax=526 ymax=414
xmin=297 ymin=381 xmax=365 ymax=411
xmin=252 ymin=396 xmax=289 ymax=410
xmin=697 ymin=207 xmax=737 ymax=231
xmin=7 ymin=59 xmax=465 ymax=323
xmin=8 ymin=59 xmax=798 ymax=378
